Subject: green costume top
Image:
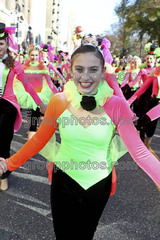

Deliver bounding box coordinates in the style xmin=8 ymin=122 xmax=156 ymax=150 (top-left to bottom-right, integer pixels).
xmin=55 ymin=108 xmax=115 ymax=189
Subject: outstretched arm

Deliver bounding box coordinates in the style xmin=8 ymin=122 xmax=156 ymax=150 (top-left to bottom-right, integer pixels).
xmin=127 ymin=76 xmax=155 ymax=105
xmin=104 ymin=97 xmax=160 ymax=188
xmin=146 ymin=104 xmax=160 ymax=121
xmin=0 ymin=93 xmax=69 ymax=174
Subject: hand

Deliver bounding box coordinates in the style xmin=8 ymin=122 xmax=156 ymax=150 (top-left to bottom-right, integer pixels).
xmin=38 ymin=102 xmax=47 ymax=115
xmin=0 ymin=158 xmax=8 ymax=176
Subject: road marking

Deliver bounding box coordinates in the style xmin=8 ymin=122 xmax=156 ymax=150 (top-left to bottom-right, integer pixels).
xmin=6 ymin=189 xmax=49 ymax=207
xmin=12 ymin=172 xmax=50 ymax=185
xmin=13 ymin=201 xmax=51 ymax=218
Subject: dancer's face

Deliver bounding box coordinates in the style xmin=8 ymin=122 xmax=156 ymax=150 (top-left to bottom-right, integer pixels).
xmin=0 ymin=39 xmax=8 ymax=59
xmin=146 ymin=54 xmax=156 ymax=68
xmin=71 ymin=52 xmax=105 ymax=95
xmin=29 ymin=50 xmax=39 ymax=63
xmin=134 ymin=58 xmax=141 ymax=68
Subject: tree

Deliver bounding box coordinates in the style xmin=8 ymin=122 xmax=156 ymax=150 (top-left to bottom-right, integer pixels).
xmin=126 ymin=0 xmax=160 ymax=45
xmin=114 ymin=0 xmax=132 ymax=56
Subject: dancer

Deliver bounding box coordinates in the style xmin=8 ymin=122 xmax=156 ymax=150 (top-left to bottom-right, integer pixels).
xmin=0 ymin=44 xmax=160 ymax=240
xmin=121 ymin=56 xmax=142 ymax=100
xmin=40 ymin=43 xmax=65 ymax=88
xmin=0 ymin=23 xmax=46 ymax=190
xmin=128 ymin=64 xmax=160 ymax=147
xmin=126 ymin=43 xmax=157 ymax=90
xmin=14 ymin=44 xmax=58 ymax=140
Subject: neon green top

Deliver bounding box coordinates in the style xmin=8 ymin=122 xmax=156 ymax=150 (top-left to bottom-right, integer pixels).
xmin=54 ymin=109 xmax=116 ymax=189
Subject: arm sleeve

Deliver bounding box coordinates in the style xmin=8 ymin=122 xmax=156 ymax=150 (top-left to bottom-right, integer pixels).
xmin=14 ymin=60 xmax=42 ymax=105
xmin=106 ymin=97 xmax=160 ymax=188
xmin=121 ymin=72 xmax=129 ymax=88
xmin=45 ymin=73 xmax=58 ymax=94
xmin=128 ymin=70 xmax=142 ymax=88
xmin=50 ymin=63 xmax=65 ymax=81
xmin=128 ymin=76 xmax=154 ymax=105
xmin=147 ymin=105 xmax=160 ymax=121
xmin=105 ymin=73 xmax=125 ymax=99
xmin=6 ymin=94 xmax=66 ymax=171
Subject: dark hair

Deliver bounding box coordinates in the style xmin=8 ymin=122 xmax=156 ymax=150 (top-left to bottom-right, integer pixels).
xmin=71 ymin=43 xmax=105 ymax=68
xmin=5 ymin=49 xmax=15 ymax=68
xmin=0 ymin=38 xmax=14 ymax=68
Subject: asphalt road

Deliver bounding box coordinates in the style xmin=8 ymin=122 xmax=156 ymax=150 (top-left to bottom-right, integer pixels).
xmin=0 ymin=111 xmax=160 ymax=240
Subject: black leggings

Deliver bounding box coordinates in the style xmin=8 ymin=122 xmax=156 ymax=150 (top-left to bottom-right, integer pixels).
xmin=29 ymin=108 xmax=42 ymax=132
xmin=51 ymin=167 xmax=112 ymax=240
xmin=0 ymin=99 xmax=17 ymax=179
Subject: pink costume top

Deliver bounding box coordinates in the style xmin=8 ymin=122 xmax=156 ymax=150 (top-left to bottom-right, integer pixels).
xmin=104 ymin=73 xmax=126 ymax=99
xmin=128 ymin=67 xmax=156 ymax=88
xmin=23 ymin=59 xmax=58 ymax=94
xmin=1 ymin=60 xmax=42 ymax=132
xmin=5 ymin=92 xmax=160 ymax=190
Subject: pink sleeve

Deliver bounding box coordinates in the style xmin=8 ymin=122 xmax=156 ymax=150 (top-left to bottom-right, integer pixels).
xmin=147 ymin=105 xmax=160 ymax=121
xmin=121 ymin=72 xmax=129 ymax=88
xmin=128 ymin=70 xmax=142 ymax=88
xmin=14 ymin=60 xmax=42 ymax=105
xmin=152 ymin=77 xmax=159 ymax=97
xmin=128 ymin=76 xmax=154 ymax=105
xmin=45 ymin=74 xmax=58 ymax=94
xmin=49 ymin=63 xmax=65 ymax=81
xmin=105 ymin=73 xmax=125 ymax=99
xmin=104 ymin=96 xmax=160 ymax=188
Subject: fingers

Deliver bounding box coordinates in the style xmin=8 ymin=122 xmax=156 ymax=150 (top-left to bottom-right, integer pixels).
xmin=0 ymin=158 xmax=8 ymax=176
xmin=40 ymin=104 xmax=47 ymax=115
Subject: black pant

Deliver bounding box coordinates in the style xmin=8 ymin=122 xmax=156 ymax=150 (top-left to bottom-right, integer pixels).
xmin=29 ymin=108 xmax=42 ymax=132
xmin=51 ymin=167 xmax=112 ymax=240
xmin=0 ymin=99 xmax=17 ymax=179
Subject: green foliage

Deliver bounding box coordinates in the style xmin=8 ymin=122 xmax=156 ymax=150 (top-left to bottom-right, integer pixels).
xmin=114 ymin=0 xmax=160 ymax=57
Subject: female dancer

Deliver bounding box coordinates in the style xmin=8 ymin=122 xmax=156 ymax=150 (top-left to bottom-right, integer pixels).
xmin=0 ymin=44 xmax=160 ymax=240
xmin=14 ymin=44 xmax=58 ymax=140
xmin=121 ymin=56 xmax=142 ymax=100
xmin=0 ymin=23 xmax=46 ymax=190
xmin=126 ymin=44 xmax=157 ymax=90
xmin=128 ymin=65 xmax=160 ymax=147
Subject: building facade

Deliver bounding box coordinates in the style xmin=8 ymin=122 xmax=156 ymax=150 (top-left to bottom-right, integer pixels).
xmin=0 ymin=0 xmax=80 ymax=53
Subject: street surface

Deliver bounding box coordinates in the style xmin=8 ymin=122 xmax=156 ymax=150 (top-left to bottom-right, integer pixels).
xmin=0 ymin=110 xmax=160 ymax=240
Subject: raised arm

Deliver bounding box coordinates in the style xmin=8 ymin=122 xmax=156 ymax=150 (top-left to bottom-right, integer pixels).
xmin=49 ymin=62 xmax=65 ymax=83
xmin=127 ymin=76 xmax=155 ymax=105
xmin=147 ymin=104 xmax=160 ymax=121
xmin=104 ymin=97 xmax=160 ymax=188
